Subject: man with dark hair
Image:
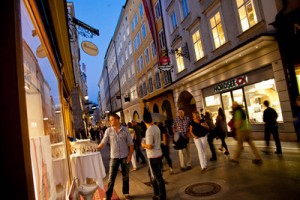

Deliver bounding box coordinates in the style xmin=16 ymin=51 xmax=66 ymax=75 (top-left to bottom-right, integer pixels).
xmin=141 ymin=108 xmax=166 ymax=200
xmin=263 ymin=100 xmax=282 ymax=154
xmin=97 ymin=113 xmax=134 ymax=200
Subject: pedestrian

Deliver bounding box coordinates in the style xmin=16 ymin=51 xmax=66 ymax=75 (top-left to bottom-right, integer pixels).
xmin=189 ymin=111 xmax=209 ymax=172
xmin=97 ymin=114 xmax=134 ymax=200
xmin=262 ymin=100 xmax=282 ymax=154
xmin=141 ymin=107 xmax=166 ymax=200
xmin=172 ymin=108 xmax=191 ymax=171
xmin=230 ymin=102 xmax=263 ymax=164
xmin=132 ymin=120 xmax=146 ymax=164
xmin=205 ymin=110 xmax=218 ymax=161
xmin=215 ymin=108 xmax=230 ymax=155
xmin=127 ymin=122 xmax=138 ymax=171
xmin=158 ymin=122 xmax=174 ymax=174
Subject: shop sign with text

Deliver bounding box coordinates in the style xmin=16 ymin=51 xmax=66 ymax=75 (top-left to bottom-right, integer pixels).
xmin=214 ymin=75 xmax=248 ymax=93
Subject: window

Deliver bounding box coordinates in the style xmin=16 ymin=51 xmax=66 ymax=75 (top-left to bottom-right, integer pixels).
xmin=129 ymin=42 xmax=132 ymax=55
xmin=176 ymin=47 xmax=185 ymax=72
xmin=131 ymin=63 xmax=135 ymax=75
xmin=181 ymin=0 xmax=189 ymax=18
xmin=130 ymin=86 xmax=138 ymax=100
xmin=236 ymin=0 xmax=258 ymax=31
xmin=121 ymin=74 xmax=126 ymax=86
xmin=163 ymin=70 xmax=172 ymax=85
xmin=143 ymin=81 xmax=147 ymax=96
xmin=148 ymin=77 xmax=154 ymax=93
xmin=127 ymin=67 xmax=131 ymax=79
xmin=137 ymin=55 xmax=144 ymax=72
xmin=144 ymin=48 xmax=150 ymax=64
xmin=192 ymin=30 xmax=204 ymax=60
xmin=210 ymin=12 xmax=226 ymax=49
xmin=170 ymin=11 xmax=178 ymax=31
xmin=141 ymin=23 xmax=147 ymax=39
xmin=154 ymin=1 xmax=162 ymax=19
xmin=151 ymin=41 xmax=157 ymax=58
xmin=125 ymin=47 xmax=128 ymax=60
xmin=158 ymin=30 xmax=166 ymax=49
xmin=155 ymin=71 xmax=161 ymax=89
xmin=244 ymin=79 xmax=283 ymax=123
xmin=139 ymin=3 xmax=144 ymax=18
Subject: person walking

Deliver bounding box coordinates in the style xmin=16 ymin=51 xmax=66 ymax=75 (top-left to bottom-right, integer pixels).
xmin=97 ymin=114 xmax=134 ymax=200
xmin=132 ymin=120 xmax=146 ymax=164
xmin=127 ymin=122 xmax=138 ymax=171
xmin=230 ymin=102 xmax=263 ymax=164
xmin=262 ymin=100 xmax=282 ymax=154
xmin=205 ymin=111 xmax=218 ymax=161
xmin=189 ymin=111 xmax=209 ymax=172
xmin=158 ymin=122 xmax=174 ymax=174
xmin=172 ymin=108 xmax=191 ymax=171
xmin=141 ymin=108 xmax=166 ymax=200
xmin=215 ymin=108 xmax=230 ymax=155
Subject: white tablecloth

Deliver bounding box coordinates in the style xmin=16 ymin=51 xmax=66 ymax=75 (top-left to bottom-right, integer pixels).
xmin=70 ymin=152 xmax=106 ymax=189
xmin=52 ymin=157 xmax=68 ymax=185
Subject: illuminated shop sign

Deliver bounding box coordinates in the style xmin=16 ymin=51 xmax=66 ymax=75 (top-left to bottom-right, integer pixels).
xmin=214 ymin=75 xmax=248 ymax=93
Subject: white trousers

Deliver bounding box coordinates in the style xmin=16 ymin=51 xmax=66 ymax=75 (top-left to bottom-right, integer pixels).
xmin=178 ymin=142 xmax=191 ymax=168
xmin=131 ymin=150 xmax=137 ymax=169
xmin=194 ymin=136 xmax=207 ymax=169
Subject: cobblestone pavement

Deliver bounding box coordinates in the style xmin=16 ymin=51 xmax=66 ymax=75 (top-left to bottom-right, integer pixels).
xmin=99 ymin=137 xmax=300 ymax=200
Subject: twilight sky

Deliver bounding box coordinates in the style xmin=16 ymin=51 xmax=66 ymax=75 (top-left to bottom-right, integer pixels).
xmin=71 ymin=0 xmax=126 ymax=103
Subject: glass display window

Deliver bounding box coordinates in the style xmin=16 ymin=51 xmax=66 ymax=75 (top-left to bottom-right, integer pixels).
xmin=21 ymin=1 xmax=69 ymax=199
xmin=204 ymin=94 xmax=221 ymax=122
xmin=244 ymin=79 xmax=283 ymax=123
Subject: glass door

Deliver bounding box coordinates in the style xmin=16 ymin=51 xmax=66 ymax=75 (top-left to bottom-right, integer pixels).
xmin=221 ymin=92 xmax=232 ymax=128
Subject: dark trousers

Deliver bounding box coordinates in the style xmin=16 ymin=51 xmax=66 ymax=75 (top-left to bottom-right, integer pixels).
xmin=135 ymin=144 xmax=146 ymax=163
xmin=219 ymin=133 xmax=229 ymax=152
xmin=207 ymin=132 xmax=217 ymax=159
xmin=148 ymin=157 xmax=166 ymax=200
xmin=265 ymin=125 xmax=282 ymax=153
xmin=106 ymin=158 xmax=129 ymax=199
xmin=161 ymin=144 xmax=173 ymax=168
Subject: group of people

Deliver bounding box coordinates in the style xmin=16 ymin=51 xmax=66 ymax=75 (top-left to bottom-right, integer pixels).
xmin=96 ymin=99 xmax=283 ymax=200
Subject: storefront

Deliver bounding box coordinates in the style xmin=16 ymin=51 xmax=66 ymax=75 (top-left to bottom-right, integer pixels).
xmin=1 ymin=0 xmax=75 ymax=199
xmin=171 ymin=36 xmax=296 ymax=141
xmin=203 ymin=66 xmax=283 ymax=132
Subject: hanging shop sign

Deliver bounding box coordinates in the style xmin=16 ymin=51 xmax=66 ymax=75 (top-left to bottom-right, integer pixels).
xmin=81 ymin=41 xmax=99 ymax=56
xmin=36 ymin=44 xmax=47 ymax=58
xmin=214 ymin=75 xmax=248 ymax=93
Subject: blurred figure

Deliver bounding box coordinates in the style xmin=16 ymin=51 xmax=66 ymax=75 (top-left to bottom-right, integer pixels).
xmin=172 ymin=108 xmax=191 ymax=171
xmin=141 ymin=107 xmax=166 ymax=200
xmin=158 ymin=122 xmax=174 ymax=174
xmin=230 ymin=102 xmax=262 ymax=164
xmin=132 ymin=120 xmax=146 ymax=164
xmin=205 ymin=110 xmax=218 ymax=161
xmin=215 ymin=108 xmax=229 ymax=155
xmin=189 ymin=111 xmax=209 ymax=172
xmin=262 ymin=100 xmax=282 ymax=154
xmin=127 ymin=122 xmax=138 ymax=171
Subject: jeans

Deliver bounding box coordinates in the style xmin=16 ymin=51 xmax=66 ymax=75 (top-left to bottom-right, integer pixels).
xmin=106 ymin=158 xmax=129 ymax=199
xmin=148 ymin=157 xmax=166 ymax=200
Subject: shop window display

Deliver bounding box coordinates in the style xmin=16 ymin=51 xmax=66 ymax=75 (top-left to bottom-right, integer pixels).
xmin=21 ymin=1 xmax=68 ymax=199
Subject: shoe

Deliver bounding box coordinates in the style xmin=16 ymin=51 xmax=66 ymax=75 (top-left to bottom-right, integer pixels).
xmin=152 ymin=195 xmax=160 ymax=200
xmin=252 ymin=159 xmax=263 ymax=164
xmin=124 ymin=194 xmax=131 ymax=200
xmin=275 ymin=151 xmax=282 ymax=154
xmin=169 ymin=168 xmax=174 ymax=174
xmin=224 ymin=151 xmax=229 ymax=155
xmin=230 ymin=159 xmax=239 ymax=163
xmin=186 ymin=166 xmax=192 ymax=170
xmin=210 ymin=157 xmax=217 ymax=161
xmin=201 ymin=167 xmax=207 ymax=172
xmin=131 ymin=168 xmax=137 ymax=171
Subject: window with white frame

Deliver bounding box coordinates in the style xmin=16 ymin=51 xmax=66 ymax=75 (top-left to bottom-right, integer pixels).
xmin=127 ymin=27 xmax=130 ymax=35
xmin=151 ymin=41 xmax=157 ymax=58
xmin=129 ymin=42 xmax=132 ymax=54
xmin=125 ymin=47 xmax=128 ymax=60
xmin=163 ymin=70 xmax=172 ymax=85
xmin=130 ymin=86 xmax=138 ymax=100
xmin=155 ymin=71 xmax=161 ymax=89
xmin=141 ymin=23 xmax=147 ymax=39
xmin=139 ymin=55 xmax=144 ymax=72
xmin=158 ymin=30 xmax=166 ymax=49
xmin=210 ymin=12 xmax=226 ymax=49
xmin=136 ymin=59 xmax=140 ymax=72
xmin=137 ymin=32 xmax=141 ymax=47
xmin=144 ymin=48 xmax=150 ymax=64
xmin=127 ymin=67 xmax=131 ymax=79
xmin=142 ymin=81 xmax=147 ymax=96
xmin=148 ymin=76 xmax=154 ymax=93
xmin=120 ymin=73 xmax=126 ymax=86
xmin=236 ymin=0 xmax=258 ymax=31
xmin=131 ymin=63 xmax=135 ymax=75
xmin=154 ymin=1 xmax=162 ymax=19
xmin=192 ymin=30 xmax=204 ymax=61
xmin=181 ymin=0 xmax=189 ymax=18
xmin=170 ymin=11 xmax=178 ymax=31
xmin=176 ymin=47 xmax=185 ymax=72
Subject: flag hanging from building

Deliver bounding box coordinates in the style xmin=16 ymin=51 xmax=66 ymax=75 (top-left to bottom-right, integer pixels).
xmin=142 ymin=0 xmax=161 ymax=63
